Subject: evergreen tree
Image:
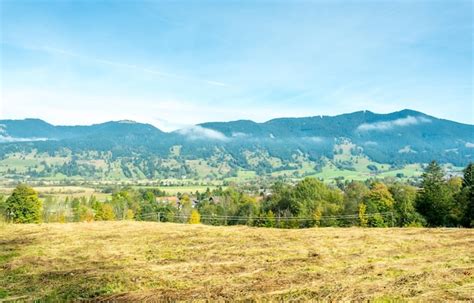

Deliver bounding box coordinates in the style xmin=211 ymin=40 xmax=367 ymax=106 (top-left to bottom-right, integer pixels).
xmin=416 ymin=161 xmax=454 ymax=226
xmin=461 ymin=163 xmax=474 ymax=227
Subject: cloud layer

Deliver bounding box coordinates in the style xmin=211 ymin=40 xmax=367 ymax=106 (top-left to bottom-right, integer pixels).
xmin=0 ymin=135 xmax=49 ymax=143
xmin=176 ymin=126 xmax=228 ymax=141
xmin=357 ymin=116 xmax=431 ymax=132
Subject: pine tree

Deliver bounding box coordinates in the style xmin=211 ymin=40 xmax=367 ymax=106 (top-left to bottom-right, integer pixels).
xmin=461 ymin=163 xmax=474 ymax=227
xmin=416 ymin=161 xmax=454 ymax=226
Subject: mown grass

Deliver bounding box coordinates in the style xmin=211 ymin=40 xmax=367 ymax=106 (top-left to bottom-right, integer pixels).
xmin=0 ymin=222 xmax=473 ymax=301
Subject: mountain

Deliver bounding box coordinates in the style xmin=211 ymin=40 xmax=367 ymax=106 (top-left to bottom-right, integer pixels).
xmin=0 ymin=110 xmax=472 ymax=181
xmin=0 ymin=119 xmax=163 ymax=141
xmin=198 ymin=109 xmax=473 ymax=164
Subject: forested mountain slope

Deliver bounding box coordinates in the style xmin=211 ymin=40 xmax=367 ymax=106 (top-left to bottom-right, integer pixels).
xmin=0 ymin=110 xmax=472 ymax=180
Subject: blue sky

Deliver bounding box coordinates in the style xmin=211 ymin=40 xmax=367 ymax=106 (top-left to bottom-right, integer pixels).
xmin=0 ymin=0 xmax=472 ymax=131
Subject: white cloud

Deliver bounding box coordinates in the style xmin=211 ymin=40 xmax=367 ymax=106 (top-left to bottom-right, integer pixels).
xmin=231 ymin=132 xmax=248 ymax=138
xmin=357 ymin=116 xmax=431 ymax=132
xmin=466 ymin=142 xmax=474 ymax=148
xmin=176 ymin=126 xmax=228 ymax=141
xmin=398 ymin=145 xmax=417 ymax=153
xmin=0 ymin=124 xmax=49 ymax=142
xmin=0 ymin=135 xmax=49 ymax=143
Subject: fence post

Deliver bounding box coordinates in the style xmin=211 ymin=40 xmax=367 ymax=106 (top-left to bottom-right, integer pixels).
xmin=157 ymin=212 xmax=161 ymax=223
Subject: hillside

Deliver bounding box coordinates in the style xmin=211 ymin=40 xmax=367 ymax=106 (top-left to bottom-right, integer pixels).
xmin=0 ymin=221 xmax=472 ymax=301
xmin=0 ymin=110 xmax=472 ymax=182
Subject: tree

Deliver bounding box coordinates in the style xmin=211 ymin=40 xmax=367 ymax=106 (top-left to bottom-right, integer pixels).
xmin=293 ymin=178 xmax=343 ymax=223
xmin=416 ymin=161 xmax=455 ymax=226
xmin=447 ymin=177 xmax=464 ymax=224
xmin=235 ymin=194 xmax=259 ymax=225
xmin=125 ymin=209 xmax=135 ymax=220
xmin=5 ymin=184 xmax=42 ymax=223
xmin=358 ymin=203 xmax=368 ymax=227
xmin=365 ymin=182 xmax=394 ymax=212
xmin=460 ymin=163 xmax=474 ymax=227
xmin=313 ymin=207 xmax=322 ymax=227
xmin=265 ymin=210 xmax=276 ymax=227
xmin=343 ymin=181 xmax=369 ymax=215
xmin=188 ymin=209 xmax=200 ymax=224
xmin=94 ymin=203 xmax=116 ymax=221
xmin=0 ymin=195 xmax=6 ymax=221
xmin=389 ymin=183 xmax=424 ymax=226
xmin=364 ymin=182 xmax=394 ymax=227
xmin=100 ymin=204 xmax=116 ymax=221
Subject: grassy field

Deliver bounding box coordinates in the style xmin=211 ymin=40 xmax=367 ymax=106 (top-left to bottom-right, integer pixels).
xmin=0 ymin=222 xmax=472 ymax=301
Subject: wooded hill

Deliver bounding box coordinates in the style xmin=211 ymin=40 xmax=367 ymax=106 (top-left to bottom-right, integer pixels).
xmin=0 ymin=109 xmax=472 ymax=180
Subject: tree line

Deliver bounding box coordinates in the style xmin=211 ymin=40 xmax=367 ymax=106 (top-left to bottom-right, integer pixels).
xmin=1 ymin=161 xmax=472 ymax=228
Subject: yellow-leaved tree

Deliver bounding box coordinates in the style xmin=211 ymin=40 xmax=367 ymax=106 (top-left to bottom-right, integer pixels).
xmin=188 ymin=209 xmax=200 ymax=224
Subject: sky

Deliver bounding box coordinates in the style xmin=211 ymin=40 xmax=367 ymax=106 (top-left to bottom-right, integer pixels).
xmin=0 ymin=0 xmax=472 ymax=131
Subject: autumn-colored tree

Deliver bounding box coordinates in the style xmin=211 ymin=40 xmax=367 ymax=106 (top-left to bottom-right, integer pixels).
xmin=358 ymin=203 xmax=368 ymax=227
xmin=365 ymin=182 xmax=395 ymax=212
xmin=95 ymin=203 xmax=116 ymax=221
xmin=188 ymin=209 xmax=200 ymax=224
xmin=125 ymin=209 xmax=135 ymax=220
xmin=313 ymin=208 xmax=322 ymax=227
xmin=101 ymin=204 xmax=116 ymax=221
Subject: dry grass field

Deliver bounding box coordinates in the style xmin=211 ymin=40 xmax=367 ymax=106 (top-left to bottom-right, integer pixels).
xmin=0 ymin=222 xmax=473 ymax=301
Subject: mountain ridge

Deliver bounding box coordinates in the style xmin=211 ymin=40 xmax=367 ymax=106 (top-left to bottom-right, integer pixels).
xmin=1 ymin=109 xmax=472 ymax=135
xmin=0 ymin=109 xmax=472 ymax=181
